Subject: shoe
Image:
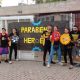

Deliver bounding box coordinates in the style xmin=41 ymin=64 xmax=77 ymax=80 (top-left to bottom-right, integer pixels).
xmin=0 ymin=61 xmax=1 ymax=63
xmin=58 ymin=62 xmax=63 ymax=66
xmin=63 ymin=63 xmax=67 ymax=66
xmin=69 ymin=65 xmax=73 ymax=69
xmin=15 ymin=59 xmax=19 ymax=61
xmin=51 ymin=61 xmax=56 ymax=64
xmin=5 ymin=60 xmax=9 ymax=63
xmin=9 ymin=61 xmax=12 ymax=64
xmin=47 ymin=64 xmax=50 ymax=68
xmin=43 ymin=63 xmax=46 ymax=66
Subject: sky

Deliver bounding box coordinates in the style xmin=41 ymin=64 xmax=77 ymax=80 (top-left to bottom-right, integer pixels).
xmin=1 ymin=0 xmax=35 ymax=7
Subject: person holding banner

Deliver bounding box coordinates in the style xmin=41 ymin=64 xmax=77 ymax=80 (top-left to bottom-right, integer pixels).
xmin=41 ymin=25 xmax=55 ymax=66
xmin=60 ymin=28 xmax=73 ymax=69
xmin=9 ymin=28 xmax=19 ymax=64
xmin=0 ymin=28 xmax=9 ymax=63
xmin=47 ymin=26 xmax=62 ymax=67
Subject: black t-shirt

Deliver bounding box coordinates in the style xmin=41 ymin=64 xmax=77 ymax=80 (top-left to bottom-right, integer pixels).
xmin=0 ymin=33 xmax=8 ymax=47
xmin=42 ymin=31 xmax=52 ymax=46
xmin=70 ymin=31 xmax=80 ymax=41
xmin=70 ymin=31 xmax=80 ymax=46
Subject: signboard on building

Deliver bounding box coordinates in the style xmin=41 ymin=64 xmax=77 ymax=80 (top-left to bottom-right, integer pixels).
xmin=8 ymin=21 xmax=48 ymax=51
xmin=8 ymin=20 xmax=69 ymax=50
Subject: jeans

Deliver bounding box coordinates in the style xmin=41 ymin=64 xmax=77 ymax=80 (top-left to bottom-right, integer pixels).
xmin=48 ymin=44 xmax=62 ymax=64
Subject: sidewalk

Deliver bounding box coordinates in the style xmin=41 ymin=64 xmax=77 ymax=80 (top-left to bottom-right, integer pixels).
xmin=0 ymin=61 xmax=80 ymax=80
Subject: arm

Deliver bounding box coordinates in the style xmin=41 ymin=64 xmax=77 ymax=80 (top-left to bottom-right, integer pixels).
xmin=41 ymin=31 xmax=46 ymax=38
xmin=69 ymin=32 xmax=74 ymax=42
xmin=0 ymin=33 xmax=1 ymax=39
xmin=8 ymin=33 xmax=12 ymax=46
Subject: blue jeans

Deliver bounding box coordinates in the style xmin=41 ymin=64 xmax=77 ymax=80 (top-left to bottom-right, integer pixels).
xmin=48 ymin=44 xmax=62 ymax=64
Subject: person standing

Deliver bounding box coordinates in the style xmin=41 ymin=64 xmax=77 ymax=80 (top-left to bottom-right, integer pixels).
xmin=61 ymin=28 xmax=74 ymax=69
xmin=9 ymin=28 xmax=19 ymax=64
xmin=0 ymin=28 xmax=9 ymax=63
xmin=41 ymin=25 xmax=55 ymax=66
xmin=70 ymin=26 xmax=80 ymax=59
xmin=47 ymin=26 xmax=62 ymax=67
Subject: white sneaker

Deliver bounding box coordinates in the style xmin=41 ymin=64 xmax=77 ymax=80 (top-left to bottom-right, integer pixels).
xmin=69 ymin=65 xmax=73 ymax=69
xmin=58 ymin=62 xmax=63 ymax=66
xmin=16 ymin=59 xmax=19 ymax=61
xmin=47 ymin=64 xmax=50 ymax=68
xmin=9 ymin=61 xmax=12 ymax=64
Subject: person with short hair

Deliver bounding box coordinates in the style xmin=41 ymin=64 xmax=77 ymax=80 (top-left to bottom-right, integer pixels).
xmin=70 ymin=26 xmax=80 ymax=59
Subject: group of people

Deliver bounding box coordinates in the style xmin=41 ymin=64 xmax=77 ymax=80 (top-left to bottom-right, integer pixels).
xmin=42 ymin=25 xmax=80 ymax=69
xmin=0 ymin=28 xmax=19 ymax=64
xmin=0 ymin=25 xmax=80 ymax=69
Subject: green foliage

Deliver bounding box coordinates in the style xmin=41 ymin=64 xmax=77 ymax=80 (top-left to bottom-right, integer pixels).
xmin=36 ymin=0 xmax=66 ymax=3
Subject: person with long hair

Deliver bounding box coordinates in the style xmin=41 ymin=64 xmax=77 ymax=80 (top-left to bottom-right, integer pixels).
xmin=47 ymin=26 xmax=62 ymax=67
xmin=0 ymin=28 xmax=9 ymax=63
xmin=9 ymin=28 xmax=19 ymax=64
xmin=41 ymin=25 xmax=55 ymax=66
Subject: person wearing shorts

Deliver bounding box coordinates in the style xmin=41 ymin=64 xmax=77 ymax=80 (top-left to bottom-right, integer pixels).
xmin=0 ymin=28 xmax=9 ymax=63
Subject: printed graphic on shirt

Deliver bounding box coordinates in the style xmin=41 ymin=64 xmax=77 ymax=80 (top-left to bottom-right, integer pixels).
xmin=11 ymin=35 xmax=19 ymax=43
xmin=72 ymin=34 xmax=79 ymax=41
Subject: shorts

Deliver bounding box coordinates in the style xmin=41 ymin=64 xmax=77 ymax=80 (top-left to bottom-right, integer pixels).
xmin=0 ymin=47 xmax=9 ymax=55
xmin=72 ymin=46 xmax=80 ymax=56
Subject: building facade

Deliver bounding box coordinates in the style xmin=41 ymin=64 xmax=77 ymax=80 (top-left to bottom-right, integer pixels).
xmin=0 ymin=0 xmax=80 ymax=31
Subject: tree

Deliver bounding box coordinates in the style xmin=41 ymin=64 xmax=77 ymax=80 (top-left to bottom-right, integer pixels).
xmin=0 ymin=0 xmax=2 ymax=7
xmin=35 ymin=0 xmax=66 ymax=3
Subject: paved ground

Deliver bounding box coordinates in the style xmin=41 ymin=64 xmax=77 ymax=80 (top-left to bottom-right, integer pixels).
xmin=0 ymin=61 xmax=80 ymax=80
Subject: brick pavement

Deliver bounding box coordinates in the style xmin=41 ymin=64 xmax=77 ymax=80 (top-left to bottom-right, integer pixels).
xmin=0 ymin=61 xmax=80 ymax=80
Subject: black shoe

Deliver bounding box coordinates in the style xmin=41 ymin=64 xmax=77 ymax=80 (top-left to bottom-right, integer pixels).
xmin=0 ymin=61 xmax=1 ymax=63
xmin=5 ymin=60 xmax=9 ymax=63
xmin=43 ymin=63 xmax=46 ymax=66
xmin=51 ymin=61 xmax=56 ymax=64
xmin=73 ymin=62 xmax=78 ymax=66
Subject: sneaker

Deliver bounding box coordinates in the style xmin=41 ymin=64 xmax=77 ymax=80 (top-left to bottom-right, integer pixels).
xmin=58 ymin=62 xmax=63 ymax=66
xmin=43 ymin=62 xmax=46 ymax=66
xmin=5 ymin=60 xmax=9 ymax=63
xmin=51 ymin=61 xmax=56 ymax=64
xmin=9 ymin=61 xmax=12 ymax=64
xmin=47 ymin=64 xmax=50 ymax=68
xmin=63 ymin=63 xmax=67 ymax=66
xmin=15 ymin=59 xmax=19 ymax=61
xmin=69 ymin=65 xmax=73 ymax=69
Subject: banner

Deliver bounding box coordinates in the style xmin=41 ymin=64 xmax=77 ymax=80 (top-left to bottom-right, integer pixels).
xmin=8 ymin=21 xmax=48 ymax=51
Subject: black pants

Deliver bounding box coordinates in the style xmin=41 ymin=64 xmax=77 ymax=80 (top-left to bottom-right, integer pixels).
xmin=64 ymin=46 xmax=73 ymax=65
xmin=43 ymin=42 xmax=51 ymax=63
xmin=9 ymin=44 xmax=17 ymax=61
